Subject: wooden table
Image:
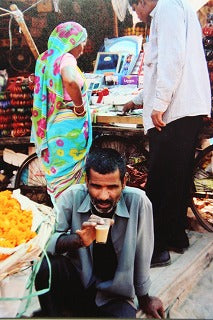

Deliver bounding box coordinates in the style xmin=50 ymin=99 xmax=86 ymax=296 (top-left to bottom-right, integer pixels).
xmin=94 ymin=114 xmax=143 ymax=125
xmin=93 ymin=124 xmax=144 ymax=139
xmin=0 ymin=136 xmax=32 ymax=147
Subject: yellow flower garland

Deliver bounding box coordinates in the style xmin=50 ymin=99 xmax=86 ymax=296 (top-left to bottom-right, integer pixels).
xmin=0 ymin=190 xmax=36 ymax=260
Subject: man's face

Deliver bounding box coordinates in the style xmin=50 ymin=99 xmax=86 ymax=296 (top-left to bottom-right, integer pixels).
xmin=86 ymin=168 xmax=127 ymax=215
xmin=132 ymin=0 xmax=156 ymax=23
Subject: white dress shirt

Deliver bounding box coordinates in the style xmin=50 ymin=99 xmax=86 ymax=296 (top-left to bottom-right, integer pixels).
xmin=133 ymin=0 xmax=211 ymax=132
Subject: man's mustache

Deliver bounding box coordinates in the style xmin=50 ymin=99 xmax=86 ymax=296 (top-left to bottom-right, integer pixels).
xmin=95 ymin=199 xmax=113 ymax=205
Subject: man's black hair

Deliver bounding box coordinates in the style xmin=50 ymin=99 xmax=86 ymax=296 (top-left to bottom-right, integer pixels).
xmin=128 ymin=0 xmax=140 ymax=6
xmin=86 ymin=148 xmax=126 ymax=182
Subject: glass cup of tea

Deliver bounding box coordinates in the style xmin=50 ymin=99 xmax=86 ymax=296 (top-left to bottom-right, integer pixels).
xmin=95 ymin=218 xmax=111 ymax=244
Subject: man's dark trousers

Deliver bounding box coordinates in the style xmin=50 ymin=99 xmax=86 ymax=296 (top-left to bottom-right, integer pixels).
xmin=146 ymin=116 xmax=203 ymax=254
xmin=35 ymin=254 xmax=136 ymax=317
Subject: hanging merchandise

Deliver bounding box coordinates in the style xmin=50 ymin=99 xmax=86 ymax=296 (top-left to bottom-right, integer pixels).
xmin=8 ymin=47 xmax=33 ymax=73
xmin=0 ymin=76 xmax=33 ymax=137
xmin=52 ymin=0 xmax=60 ymax=12
xmin=0 ymin=70 xmax=11 ymax=137
xmin=111 ymin=0 xmax=129 ymax=22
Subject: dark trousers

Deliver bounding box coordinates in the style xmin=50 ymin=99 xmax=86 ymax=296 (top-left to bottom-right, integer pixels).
xmin=35 ymin=254 xmax=136 ymax=318
xmin=146 ymin=116 xmax=203 ymax=253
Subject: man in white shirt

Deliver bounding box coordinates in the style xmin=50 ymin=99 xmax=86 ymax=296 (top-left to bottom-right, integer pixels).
xmin=126 ymin=0 xmax=211 ymax=267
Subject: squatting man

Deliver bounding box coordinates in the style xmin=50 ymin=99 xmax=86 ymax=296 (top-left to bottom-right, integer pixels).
xmin=35 ymin=148 xmax=164 ymax=318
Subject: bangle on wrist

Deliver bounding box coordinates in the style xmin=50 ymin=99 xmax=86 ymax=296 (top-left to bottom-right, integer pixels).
xmin=74 ymin=103 xmax=84 ymax=108
xmin=74 ymin=106 xmax=86 ymax=116
xmin=74 ymin=105 xmax=84 ymax=111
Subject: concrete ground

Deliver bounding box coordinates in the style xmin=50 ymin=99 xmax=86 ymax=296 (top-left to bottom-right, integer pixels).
xmin=170 ymin=261 xmax=213 ymax=319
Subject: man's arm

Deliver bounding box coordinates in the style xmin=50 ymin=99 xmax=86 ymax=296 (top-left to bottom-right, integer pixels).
xmin=55 ymin=233 xmax=85 ymax=254
xmin=153 ymin=2 xmax=186 ymax=112
xmin=50 ymin=219 xmax=97 ymax=254
xmin=54 ymin=217 xmax=98 ymax=253
xmin=151 ymin=2 xmax=186 ymax=131
xmin=55 ymin=214 xmax=114 ymax=254
xmin=134 ymin=193 xmax=164 ymax=318
xmin=123 ymin=90 xmax=143 ymax=113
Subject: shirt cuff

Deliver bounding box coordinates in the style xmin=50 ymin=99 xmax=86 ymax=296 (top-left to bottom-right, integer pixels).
xmin=135 ymin=276 xmax=152 ymax=297
xmin=132 ymin=95 xmax=143 ymax=106
xmin=152 ymin=97 xmax=169 ymax=112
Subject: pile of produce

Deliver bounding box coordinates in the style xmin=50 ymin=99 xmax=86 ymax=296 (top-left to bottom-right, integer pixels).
xmin=126 ymin=164 xmax=148 ymax=189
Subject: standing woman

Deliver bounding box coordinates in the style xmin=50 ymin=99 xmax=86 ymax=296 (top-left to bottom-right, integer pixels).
xmin=31 ymin=22 xmax=92 ymax=201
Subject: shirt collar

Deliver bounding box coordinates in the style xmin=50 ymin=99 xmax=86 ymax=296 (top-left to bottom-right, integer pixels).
xmin=150 ymin=1 xmax=158 ymax=18
xmin=77 ymin=191 xmax=130 ymax=219
xmin=77 ymin=193 xmax=91 ymax=213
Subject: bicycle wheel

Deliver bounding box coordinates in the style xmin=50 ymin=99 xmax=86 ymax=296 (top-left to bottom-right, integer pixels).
xmin=190 ymin=144 xmax=213 ymax=232
xmin=14 ymin=153 xmax=52 ymax=207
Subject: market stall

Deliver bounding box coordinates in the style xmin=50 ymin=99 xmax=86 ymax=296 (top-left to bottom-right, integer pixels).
xmin=0 ymin=0 xmax=146 ymax=184
xmin=0 ymin=1 xmax=212 ymax=317
xmin=0 ymin=0 xmax=211 ymax=138
xmin=0 ymin=0 xmax=212 ymax=188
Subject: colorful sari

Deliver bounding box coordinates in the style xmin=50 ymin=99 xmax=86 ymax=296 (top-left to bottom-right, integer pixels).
xmin=31 ymin=22 xmax=92 ymax=199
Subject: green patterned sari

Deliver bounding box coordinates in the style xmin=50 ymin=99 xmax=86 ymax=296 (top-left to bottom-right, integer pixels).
xmin=31 ymin=22 xmax=92 ymax=199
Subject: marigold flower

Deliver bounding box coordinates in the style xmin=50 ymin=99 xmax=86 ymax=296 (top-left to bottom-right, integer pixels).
xmin=0 ymin=190 xmax=36 ymax=259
